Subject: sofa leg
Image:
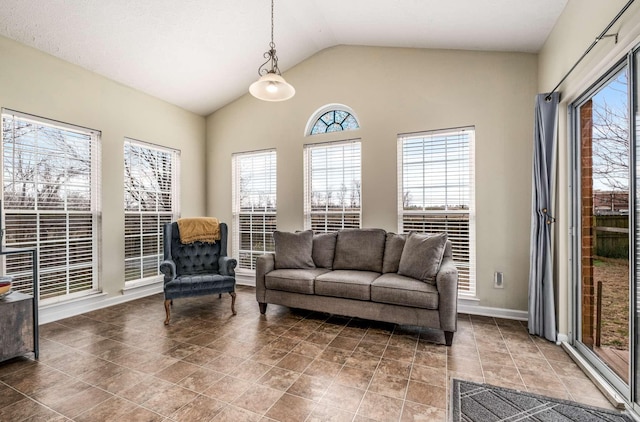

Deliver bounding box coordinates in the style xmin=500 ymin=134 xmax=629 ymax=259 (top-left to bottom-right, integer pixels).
xmin=444 ymin=331 xmax=454 ymax=346
xmin=230 ymin=291 xmax=237 ymax=315
xmin=164 ymin=299 xmax=172 ymax=325
xmin=258 ymin=302 xmax=267 ymax=314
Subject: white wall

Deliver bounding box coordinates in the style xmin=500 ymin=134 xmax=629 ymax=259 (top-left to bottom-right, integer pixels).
xmin=538 ymin=0 xmax=640 ymax=337
xmin=0 ymin=35 xmax=206 ymax=300
xmin=206 ymin=45 xmax=538 ymax=312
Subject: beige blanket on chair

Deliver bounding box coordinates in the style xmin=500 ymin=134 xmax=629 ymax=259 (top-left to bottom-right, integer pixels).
xmin=177 ymin=217 xmax=220 ymax=244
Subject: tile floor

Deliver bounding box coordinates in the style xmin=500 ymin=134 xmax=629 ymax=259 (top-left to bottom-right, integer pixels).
xmin=0 ymin=285 xmax=617 ymax=421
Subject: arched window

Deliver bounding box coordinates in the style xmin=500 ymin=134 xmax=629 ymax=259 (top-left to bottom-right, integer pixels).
xmin=306 ymin=104 xmax=360 ymax=136
xmin=303 ymin=104 xmax=362 ymax=232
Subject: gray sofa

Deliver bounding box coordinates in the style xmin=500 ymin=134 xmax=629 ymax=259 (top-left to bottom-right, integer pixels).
xmin=255 ymin=228 xmax=459 ymax=345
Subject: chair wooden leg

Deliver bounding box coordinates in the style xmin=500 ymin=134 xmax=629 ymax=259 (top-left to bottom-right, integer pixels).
xmin=164 ymin=299 xmax=172 ymax=325
xmin=230 ymin=291 xmax=237 ymax=315
xmin=259 ymin=302 xmax=267 ymax=314
xmin=219 ymin=293 xmax=222 ymax=298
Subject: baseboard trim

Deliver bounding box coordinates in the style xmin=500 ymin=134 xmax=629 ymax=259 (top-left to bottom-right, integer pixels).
xmin=457 ymin=302 xmax=528 ymax=321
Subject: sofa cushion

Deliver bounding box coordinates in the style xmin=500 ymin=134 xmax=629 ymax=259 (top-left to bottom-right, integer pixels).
xmin=382 ymin=233 xmax=406 ymax=274
xmin=371 ymin=273 xmax=439 ymax=310
xmin=312 ymin=232 xmax=337 ymax=269
xmin=315 ymin=270 xmax=378 ymax=300
xmin=165 ymin=274 xmax=235 ymax=299
xmin=398 ymin=232 xmax=447 ymax=285
xmin=332 ymin=229 xmax=386 ymax=272
xmin=265 ymin=268 xmax=330 ymax=294
xmin=273 ymin=230 xmax=315 ymax=269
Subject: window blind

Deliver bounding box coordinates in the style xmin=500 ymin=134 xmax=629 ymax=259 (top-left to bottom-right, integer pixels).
xmin=124 ymin=139 xmax=180 ymax=283
xmin=1 ymin=109 xmax=101 ymax=301
xmin=398 ymin=128 xmax=476 ymax=296
xmin=304 ymin=140 xmax=361 ymax=232
xmin=232 ymin=150 xmax=277 ymax=270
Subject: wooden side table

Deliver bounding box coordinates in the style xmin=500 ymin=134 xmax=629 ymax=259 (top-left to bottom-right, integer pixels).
xmin=0 ymin=291 xmax=34 ymax=361
xmin=0 ymin=247 xmax=39 ymax=361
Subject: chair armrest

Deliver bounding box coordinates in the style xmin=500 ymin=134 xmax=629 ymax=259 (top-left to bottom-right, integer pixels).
xmin=218 ymin=256 xmax=237 ymax=276
xmin=256 ymin=253 xmax=275 ymax=303
xmin=436 ymin=256 xmax=459 ymax=333
xmin=160 ymin=259 xmax=177 ymax=283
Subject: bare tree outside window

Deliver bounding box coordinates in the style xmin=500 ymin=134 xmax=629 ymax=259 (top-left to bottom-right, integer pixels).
xmin=305 ymin=140 xmax=361 ymax=232
xmin=2 ymin=112 xmax=99 ymax=299
xmin=592 ymin=71 xmax=629 ymax=195
xmin=232 ymin=150 xmax=277 ymax=271
xmin=398 ymin=128 xmax=475 ymax=296
xmin=124 ymin=139 xmax=179 ymax=282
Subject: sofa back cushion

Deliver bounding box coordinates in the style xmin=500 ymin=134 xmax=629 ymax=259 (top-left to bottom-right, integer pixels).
xmin=382 ymin=233 xmax=406 ymax=273
xmin=332 ymin=228 xmax=386 ymax=272
xmin=312 ymin=232 xmax=337 ymax=269
xmin=273 ymin=230 xmax=315 ymax=269
xmin=398 ymin=232 xmax=448 ymax=285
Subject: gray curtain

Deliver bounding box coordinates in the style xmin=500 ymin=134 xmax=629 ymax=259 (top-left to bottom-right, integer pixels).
xmin=528 ymin=92 xmax=559 ymax=342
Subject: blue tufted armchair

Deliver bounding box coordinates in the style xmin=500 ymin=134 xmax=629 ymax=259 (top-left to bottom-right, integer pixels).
xmin=160 ymin=221 xmax=237 ymax=325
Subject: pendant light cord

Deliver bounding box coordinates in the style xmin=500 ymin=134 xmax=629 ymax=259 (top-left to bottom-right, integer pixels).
xmin=270 ymin=0 xmax=275 ymax=49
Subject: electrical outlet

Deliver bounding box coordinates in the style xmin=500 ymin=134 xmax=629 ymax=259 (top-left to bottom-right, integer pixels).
xmin=494 ymin=272 xmax=504 ymax=289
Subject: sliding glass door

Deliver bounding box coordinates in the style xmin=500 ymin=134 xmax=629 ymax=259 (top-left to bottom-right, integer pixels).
xmin=572 ymin=59 xmax=632 ymax=399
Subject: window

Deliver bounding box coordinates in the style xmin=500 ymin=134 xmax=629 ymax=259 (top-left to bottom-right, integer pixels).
xmin=304 ymin=140 xmax=361 ymax=232
xmin=232 ymin=150 xmax=276 ymax=271
xmin=124 ymin=139 xmax=180 ymax=283
xmin=398 ymin=127 xmax=476 ymax=296
xmin=1 ymin=109 xmax=100 ymax=302
xmin=306 ymin=104 xmax=360 ymax=136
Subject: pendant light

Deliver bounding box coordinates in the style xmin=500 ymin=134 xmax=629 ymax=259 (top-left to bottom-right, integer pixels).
xmin=249 ymin=0 xmax=295 ymax=101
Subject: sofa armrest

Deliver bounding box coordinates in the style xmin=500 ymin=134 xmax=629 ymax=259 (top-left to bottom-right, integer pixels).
xmin=219 ymin=256 xmax=237 ymax=276
xmin=160 ymin=259 xmax=177 ymax=283
xmin=436 ymin=256 xmax=459 ymax=333
xmin=256 ymin=253 xmax=275 ymax=303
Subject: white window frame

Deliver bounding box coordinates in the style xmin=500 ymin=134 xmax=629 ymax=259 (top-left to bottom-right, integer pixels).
xmin=124 ymin=138 xmax=180 ymax=286
xmin=304 ymin=139 xmax=362 ymax=232
xmin=398 ymin=127 xmax=476 ymax=297
xmin=232 ymin=149 xmax=277 ymax=272
xmin=1 ymin=108 xmax=101 ymax=304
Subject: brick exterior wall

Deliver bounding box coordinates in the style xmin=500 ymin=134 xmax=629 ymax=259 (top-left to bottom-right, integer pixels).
xmin=580 ymin=100 xmax=594 ymax=347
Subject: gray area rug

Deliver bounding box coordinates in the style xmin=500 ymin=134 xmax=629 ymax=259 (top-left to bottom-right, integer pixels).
xmin=451 ymin=379 xmax=634 ymax=421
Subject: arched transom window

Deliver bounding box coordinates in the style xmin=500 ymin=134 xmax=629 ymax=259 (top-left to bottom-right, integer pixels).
xmin=307 ymin=104 xmax=360 ymax=136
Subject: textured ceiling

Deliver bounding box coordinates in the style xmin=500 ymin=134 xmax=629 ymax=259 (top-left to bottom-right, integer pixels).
xmin=0 ymin=0 xmax=568 ymax=116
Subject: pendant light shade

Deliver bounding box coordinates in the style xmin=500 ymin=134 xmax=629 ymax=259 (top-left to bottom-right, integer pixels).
xmin=250 ymin=72 xmax=295 ymax=102
xmin=250 ymin=0 xmax=295 ymax=101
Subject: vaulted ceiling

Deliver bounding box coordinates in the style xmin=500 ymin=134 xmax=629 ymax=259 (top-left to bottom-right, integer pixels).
xmin=0 ymin=0 xmax=567 ymax=115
